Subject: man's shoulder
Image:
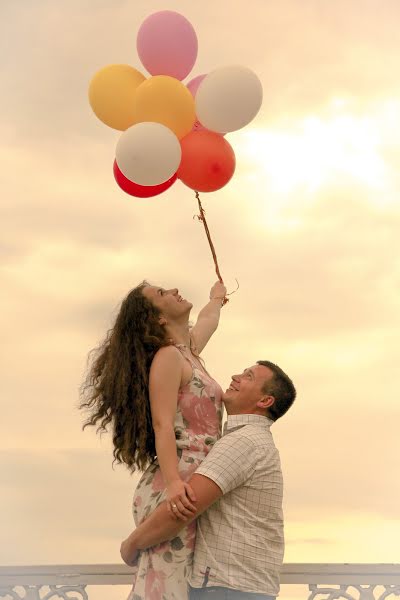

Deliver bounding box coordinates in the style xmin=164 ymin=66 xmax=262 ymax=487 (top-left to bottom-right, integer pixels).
xmin=225 ymin=423 xmax=276 ymax=447
xmin=205 ymin=424 xmax=277 ymax=466
xmin=195 ymin=428 xmax=257 ymax=482
xmin=213 ymin=426 xmax=259 ymax=454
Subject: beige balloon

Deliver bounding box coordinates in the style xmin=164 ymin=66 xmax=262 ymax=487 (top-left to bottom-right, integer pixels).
xmin=115 ymin=122 xmax=181 ymax=186
xmin=196 ymin=65 xmax=263 ymax=133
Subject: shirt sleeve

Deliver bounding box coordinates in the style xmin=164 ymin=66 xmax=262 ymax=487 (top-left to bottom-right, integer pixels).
xmin=194 ymin=431 xmax=258 ymax=494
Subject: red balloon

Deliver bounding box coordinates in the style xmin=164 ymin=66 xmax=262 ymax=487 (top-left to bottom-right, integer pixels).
xmin=113 ymin=161 xmax=177 ymax=197
xmin=177 ymin=131 xmax=235 ymax=192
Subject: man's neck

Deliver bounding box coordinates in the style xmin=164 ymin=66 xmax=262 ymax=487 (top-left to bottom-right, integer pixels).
xmin=225 ymin=409 xmax=268 ymax=417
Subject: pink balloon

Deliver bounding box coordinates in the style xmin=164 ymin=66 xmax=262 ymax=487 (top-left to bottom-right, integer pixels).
xmin=187 ymin=74 xmax=207 ymax=131
xmin=137 ymin=11 xmax=198 ymax=81
xmin=187 ymin=74 xmax=206 ymax=97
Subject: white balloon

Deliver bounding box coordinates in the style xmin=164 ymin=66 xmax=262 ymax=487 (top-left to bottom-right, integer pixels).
xmin=196 ymin=65 xmax=263 ymax=133
xmin=115 ymin=122 xmax=181 ymax=185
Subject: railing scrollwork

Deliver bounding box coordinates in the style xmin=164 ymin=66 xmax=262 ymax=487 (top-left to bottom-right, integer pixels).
xmin=0 ymin=585 xmax=88 ymax=600
xmin=0 ymin=564 xmax=399 ymax=599
xmin=308 ymin=583 xmax=400 ymax=600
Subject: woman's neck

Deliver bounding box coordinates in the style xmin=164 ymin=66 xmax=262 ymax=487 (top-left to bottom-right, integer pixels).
xmin=165 ymin=321 xmax=191 ymax=348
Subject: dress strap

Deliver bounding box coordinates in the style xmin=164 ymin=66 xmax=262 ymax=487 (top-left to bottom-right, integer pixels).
xmin=174 ymin=344 xmax=196 ymax=365
xmin=174 ymin=344 xmax=212 ymax=379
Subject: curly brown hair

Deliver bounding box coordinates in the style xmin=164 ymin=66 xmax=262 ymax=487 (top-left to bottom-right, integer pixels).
xmin=79 ymin=281 xmax=173 ymax=472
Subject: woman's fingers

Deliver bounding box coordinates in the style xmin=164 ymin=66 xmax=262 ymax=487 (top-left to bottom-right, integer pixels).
xmin=168 ymin=483 xmax=197 ymax=520
xmin=184 ymin=482 xmax=197 ymax=502
xmin=173 ymin=499 xmax=193 ymax=520
xmin=167 ymin=501 xmax=179 ymax=520
xmin=179 ymin=493 xmax=197 ymax=513
xmin=169 ymin=491 xmax=196 ymax=513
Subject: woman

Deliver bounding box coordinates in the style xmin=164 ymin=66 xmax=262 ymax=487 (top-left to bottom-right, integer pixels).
xmin=79 ymin=280 xmax=226 ymax=599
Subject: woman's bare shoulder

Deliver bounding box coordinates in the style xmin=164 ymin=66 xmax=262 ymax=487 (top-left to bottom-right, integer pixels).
xmin=151 ymin=345 xmax=184 ymax=366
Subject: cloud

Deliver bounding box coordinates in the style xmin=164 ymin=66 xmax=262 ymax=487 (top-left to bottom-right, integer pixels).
xmin=0 ymin=448 xmax=139 ymax=564
xmin=1 ymin=445 xmax=399 ymax=568
xmin=286 ymin=537 xmax=334 ymax=546
xmin=273 ymin=394 xmax=400 ymax=526
xmin=2 ymin=0 xmax=400 ymax=146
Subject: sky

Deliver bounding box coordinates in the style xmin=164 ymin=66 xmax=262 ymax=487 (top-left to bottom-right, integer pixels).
xmin=1 ymin=1 xmax=399 ymax=598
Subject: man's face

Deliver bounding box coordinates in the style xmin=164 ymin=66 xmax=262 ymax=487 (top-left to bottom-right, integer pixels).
xmin=223 ymin=364 xmax=275 ymax=415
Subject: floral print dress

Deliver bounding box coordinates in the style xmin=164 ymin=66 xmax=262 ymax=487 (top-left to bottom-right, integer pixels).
xmin=127 ymin=346 xmax=223 ymax=600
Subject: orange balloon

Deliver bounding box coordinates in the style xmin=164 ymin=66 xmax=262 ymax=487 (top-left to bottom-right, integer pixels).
xmin=88 ymin=64 xmax=146 ymax=130
xmin=132 ymin=76 xmax=195 ymax=139
xmin=178 ymin=131 xmax=236 ymax=192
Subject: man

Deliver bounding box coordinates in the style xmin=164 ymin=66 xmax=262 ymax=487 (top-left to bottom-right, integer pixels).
xmin=121 ymin=360 xmax=296 ymax=599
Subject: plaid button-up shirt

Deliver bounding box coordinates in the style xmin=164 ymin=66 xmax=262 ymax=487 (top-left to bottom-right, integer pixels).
xmin=188 ymin=414 xmax=284 ymax=597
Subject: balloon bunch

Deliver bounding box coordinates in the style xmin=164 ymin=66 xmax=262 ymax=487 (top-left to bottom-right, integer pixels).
xmin=88 ymin=10 xmax=263 ymax=198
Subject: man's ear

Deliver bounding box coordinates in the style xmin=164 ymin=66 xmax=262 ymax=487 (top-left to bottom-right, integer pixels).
xmin=257 ymin=395 xmax=275 ymax=410
xmin=158 ymin=316 xmax=167 ymax=326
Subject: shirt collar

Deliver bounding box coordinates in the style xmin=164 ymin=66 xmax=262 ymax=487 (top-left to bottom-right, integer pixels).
xmin=223 ymin=413 xmax=274 ymax=435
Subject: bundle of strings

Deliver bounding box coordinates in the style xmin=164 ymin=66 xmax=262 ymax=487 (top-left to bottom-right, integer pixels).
xmin=194 ymin=191 xmax=238 ymax=306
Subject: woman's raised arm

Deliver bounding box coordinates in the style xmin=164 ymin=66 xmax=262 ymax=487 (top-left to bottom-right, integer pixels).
xmin=190 ymin=281 xmax=227 ymax=354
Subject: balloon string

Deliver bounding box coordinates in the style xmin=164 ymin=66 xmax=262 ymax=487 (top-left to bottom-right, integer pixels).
xmin=194 ymin=191 xmax=239 ymax=306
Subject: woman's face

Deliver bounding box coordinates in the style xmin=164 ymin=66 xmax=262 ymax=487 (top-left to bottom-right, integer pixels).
xmin=142 ymin=285 xmax=192 ymax=320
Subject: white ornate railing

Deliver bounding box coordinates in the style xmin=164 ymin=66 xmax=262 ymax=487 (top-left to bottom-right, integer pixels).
xmin=0 ymin=564 xmax=399 ymax=599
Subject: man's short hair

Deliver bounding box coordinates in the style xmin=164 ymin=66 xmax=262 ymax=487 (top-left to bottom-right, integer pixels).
xmin=257 ymin=360 xmax=296 ymax=421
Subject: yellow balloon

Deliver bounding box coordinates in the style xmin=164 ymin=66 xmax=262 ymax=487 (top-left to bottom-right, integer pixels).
xmin=88 ymin=64 xmax=146 ymax=131
xmin=132 ymin=76 xmax=195 ymax=139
